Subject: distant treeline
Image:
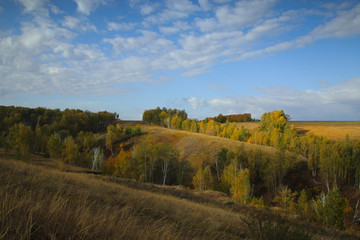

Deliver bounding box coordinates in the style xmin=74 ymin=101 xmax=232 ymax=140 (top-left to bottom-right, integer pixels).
xmin=0 ymin=105 xmax=118 ymax=136
xmin=208 ymin=113 xmax=254 ymax=123
xmin=142 ymin=107 xmax=188 ymax=126
xmin=0 ymin=105 xmax=125 ymax=167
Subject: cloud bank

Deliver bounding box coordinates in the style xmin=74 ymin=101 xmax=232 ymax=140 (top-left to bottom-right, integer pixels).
xmin=184 ymin=78 xmax=360 ymax=120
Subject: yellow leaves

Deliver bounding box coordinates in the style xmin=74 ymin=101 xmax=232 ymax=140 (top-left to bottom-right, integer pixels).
xmin=193 ymin=166 xmax=213 ymax=191
xmin=8 ymin=123 xmax=33 ymax=160
xmin=223 ymin=164 xmax=251 ymax=204
xmin=273 ymin=186 xmax=297 ymax=210
xmin=62 ymin=136 xmax=79 ymax=165
xmin=113 ymin=149 xmax=132 ymax=177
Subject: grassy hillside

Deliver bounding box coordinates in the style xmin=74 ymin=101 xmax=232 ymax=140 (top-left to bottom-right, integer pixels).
xmin=139 ymin=124 xmax=277 ymax=168
xmin=1 ymin=151 xmax=359 ymax=240
xmin=235 ymin=121 xmax=360 ymax=141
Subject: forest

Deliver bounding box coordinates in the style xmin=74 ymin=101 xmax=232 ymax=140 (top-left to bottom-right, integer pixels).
xmin=1 ymin=105 xmax=360 ymax=238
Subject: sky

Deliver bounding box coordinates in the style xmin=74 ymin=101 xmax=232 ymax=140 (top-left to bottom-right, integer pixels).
xmin=0 ymin=0 xmax=360 ymax=120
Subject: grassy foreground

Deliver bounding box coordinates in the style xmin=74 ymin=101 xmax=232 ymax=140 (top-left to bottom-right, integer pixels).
xmin=1 ymin=153 xmax=359 ymax=239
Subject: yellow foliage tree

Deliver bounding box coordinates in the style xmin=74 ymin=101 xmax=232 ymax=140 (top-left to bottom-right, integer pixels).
xmin=62 ymin=136 xmax=79 ymax=165
xmin=113 ymin=148 xmax=133 ymax=177
xmin=193 ymin=166 xmax=213 ymax=191
xmin=223 ymin=164 xmax=251 ymax=204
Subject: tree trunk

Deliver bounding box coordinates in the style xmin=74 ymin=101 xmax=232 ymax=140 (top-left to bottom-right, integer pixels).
xmin=215 ymin=160 xmax=220 ymax=181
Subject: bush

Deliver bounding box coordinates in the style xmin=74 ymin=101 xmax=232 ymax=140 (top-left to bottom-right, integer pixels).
xmin=240 ymin=212 xmax=312 ymax=240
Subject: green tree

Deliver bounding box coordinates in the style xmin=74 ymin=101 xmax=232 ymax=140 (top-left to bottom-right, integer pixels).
xmin=106 ymin=124 xmax=123 ymax=156
xmin=319 ymin=140 xmax=337 ymax=192
xmin=134 ymin=140 xmax=153 ymax=183
xmin=8 ymin=123 xmax=33 ymax=160
xmin=190 ymin=119 xmax=198 ymax=133
xmin=155 ymin=143 xmax=179 ymax=185
xmin=215 ymin=148 xmax=228 ymax=181
xmin=47 ymin=133 xmax=63 ymax=160
xmin=297 ymin=189 xmax=309 ymax=217
xmin=354 ymin=142 xmax=360 ymax=189
xmin=223 ymin=162 xmax=251 ymax=204
xmin=62 ymin=136 xmax=79 ymax=165
xmin=273 ymin=186 xmax=297 ymax=210
xmin=307 ymin=134 xmax=322 ymax=177
xmin=113 ymin=149 xmax=137 ymax=178
xmin=181 ymin=118 xmax=191 ymax=131
xmin=193 ymin=166 xmax=213 ymax=191
xmin=205 ymin=120 xmax=218 ymax=136
xmin=312 ymin=189 xmax=346 ymax=229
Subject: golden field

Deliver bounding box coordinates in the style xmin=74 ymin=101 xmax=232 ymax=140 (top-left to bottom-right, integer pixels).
xmin=235 ymin=121 xmax=360 ymax=141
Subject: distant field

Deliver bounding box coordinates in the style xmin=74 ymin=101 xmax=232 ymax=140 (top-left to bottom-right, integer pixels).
xmin=234 ymin=122 xmax=260 ymax=130
xmin=291 ymin=121 xmax=360 ymax=141
xmin=236 ymin=121 xmax=360 ymax=141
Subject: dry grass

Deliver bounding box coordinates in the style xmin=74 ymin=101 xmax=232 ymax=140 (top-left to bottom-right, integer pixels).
xmin=290 ymin=121 xmax=360 ymax=141
xmin=1 ymin=152 xmax=359 ymax=240
xmin=139 ymin=125 xmax=276 ymax=168
xmin=235 ymin=122 xmax=261 ymax=130
xmin=236 ymin=121 xmax=360 ymax=141
xmin=0 ymin=155 xmax=247 ymax=240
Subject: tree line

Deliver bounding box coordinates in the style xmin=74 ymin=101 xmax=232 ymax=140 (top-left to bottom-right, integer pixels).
xmin=0 ymin=106 xmax=117 ymax=135
xmin=0 ymin=106 xmax=118 ymax=167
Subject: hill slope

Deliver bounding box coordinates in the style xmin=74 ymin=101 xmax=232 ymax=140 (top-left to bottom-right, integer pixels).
xmin=134 ymin=124 xmax=277 ymax=168
xmin=1 ymin=152 xmax=358 ymax=240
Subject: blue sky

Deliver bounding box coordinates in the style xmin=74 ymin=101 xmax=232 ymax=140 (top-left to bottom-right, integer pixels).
xmin=0 ymin=0 xmax=359 ymax=120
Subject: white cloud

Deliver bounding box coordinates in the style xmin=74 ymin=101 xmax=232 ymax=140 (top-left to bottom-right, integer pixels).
xmin=50 ymin=4 xmax=64 ymax=14
xmin=2 ymin=0 xmax=360 ymax=110
xmin=140 ymin=4 xmax=155 ymax=15
xmin=159 ymin=26 xmax=179 ymax=35
xmin=107 ymin=22 xmax=136 ymax=31
xmin=73 ymin=0 xmax=105 ymax=15
xmin=17 ymin=0 xmax=47 ymax=12
xmin=144 ymin=0 xmax=200 ymax=25
xmin=311 ymin=3 xmax=360 ymax=39
xmin=198 ymin=0 xmax=212 ymax=11
xmin=321 ymin=1 xmax=353 ymax=10
xmin=103 ymin=31 xmax=175 ymax=55
xmin=185 ymin=97 xmax=206 ymax=110
xmin=62 ymin=16 xmax=97 ymax=32
xmin=195 ymin=17 xmax=218 ymax=32
xmin=215 ymin=0 xmax=276 ymax=29
xmin=173 ymin=20 xmax=191 ymax=30
xmin=227 ymin=3 xmax=360 ymax=62
xmin=213 ymin=0 xmax=232 ymax=3
xmin=184 ymin=79 xmax=360 ymax=120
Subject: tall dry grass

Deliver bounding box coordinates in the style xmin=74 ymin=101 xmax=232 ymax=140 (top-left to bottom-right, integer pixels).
xmin=0 ymin=157 xmax=247 ymax=239
xmin=1 ymin=155 xmax=359 ymax=240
